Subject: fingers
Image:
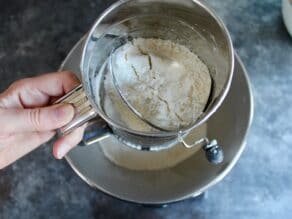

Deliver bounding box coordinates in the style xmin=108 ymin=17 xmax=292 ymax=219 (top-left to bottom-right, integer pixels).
xmin=0 ymin=71 xmax=80 ymax=108
xmin=14 ymin=71 xmax=80 ymax=96
xmin=0 ymin=131 xmax=55 ymax=169
xmin=34 ymin=71 xmax=80 ymax=94
xmin=0 ymin=103 xmax=74 ymax=134
xmin=53 ymin=124 xmax=86 ymax=159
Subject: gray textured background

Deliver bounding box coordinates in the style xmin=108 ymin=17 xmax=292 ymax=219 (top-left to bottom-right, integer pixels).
xmin=0 ymin=0 xmax=292 ymax=218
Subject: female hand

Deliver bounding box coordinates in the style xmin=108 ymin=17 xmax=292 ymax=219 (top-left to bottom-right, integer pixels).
xmin=0 ymin=71 xmax=85 ymax=169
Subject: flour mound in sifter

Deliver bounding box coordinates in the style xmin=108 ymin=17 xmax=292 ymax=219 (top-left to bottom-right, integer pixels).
xmin=111 ymin=38 xmax=212 ymax=130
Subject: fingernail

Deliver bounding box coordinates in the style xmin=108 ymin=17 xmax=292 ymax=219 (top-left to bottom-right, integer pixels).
xmin=57 ymin=144 xmax=69 ymax=159
xmin=53 ymin=104 xmax=74 ymax=123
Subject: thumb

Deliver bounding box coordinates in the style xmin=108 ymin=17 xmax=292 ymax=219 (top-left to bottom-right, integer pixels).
xmin=1 ymin=104 xmax=74 ymax=133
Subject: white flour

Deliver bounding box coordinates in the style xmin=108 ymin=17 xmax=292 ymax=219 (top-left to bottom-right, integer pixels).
xmin=111 ymin=38 xmax=211 ymax=130
xmin=100 ymin=123 xmax=207 ymax=170
xmin=99 ymin=38 xmax=211 ymax=170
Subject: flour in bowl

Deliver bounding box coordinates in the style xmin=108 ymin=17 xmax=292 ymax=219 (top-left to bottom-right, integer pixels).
xmin=99 ymin=123 xmax=207 ymax=170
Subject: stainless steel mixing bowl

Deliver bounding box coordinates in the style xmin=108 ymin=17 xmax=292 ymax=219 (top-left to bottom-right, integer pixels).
xmin=61 ymin=36 xmax=253 ymax=204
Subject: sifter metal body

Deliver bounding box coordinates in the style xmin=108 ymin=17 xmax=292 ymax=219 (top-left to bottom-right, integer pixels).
xmin=55 ymin=0 xmax=234 ymax=160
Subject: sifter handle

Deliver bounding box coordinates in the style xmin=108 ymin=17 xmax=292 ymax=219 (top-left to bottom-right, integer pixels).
xmin=54 ymin=84 xmax=97 ymax=135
